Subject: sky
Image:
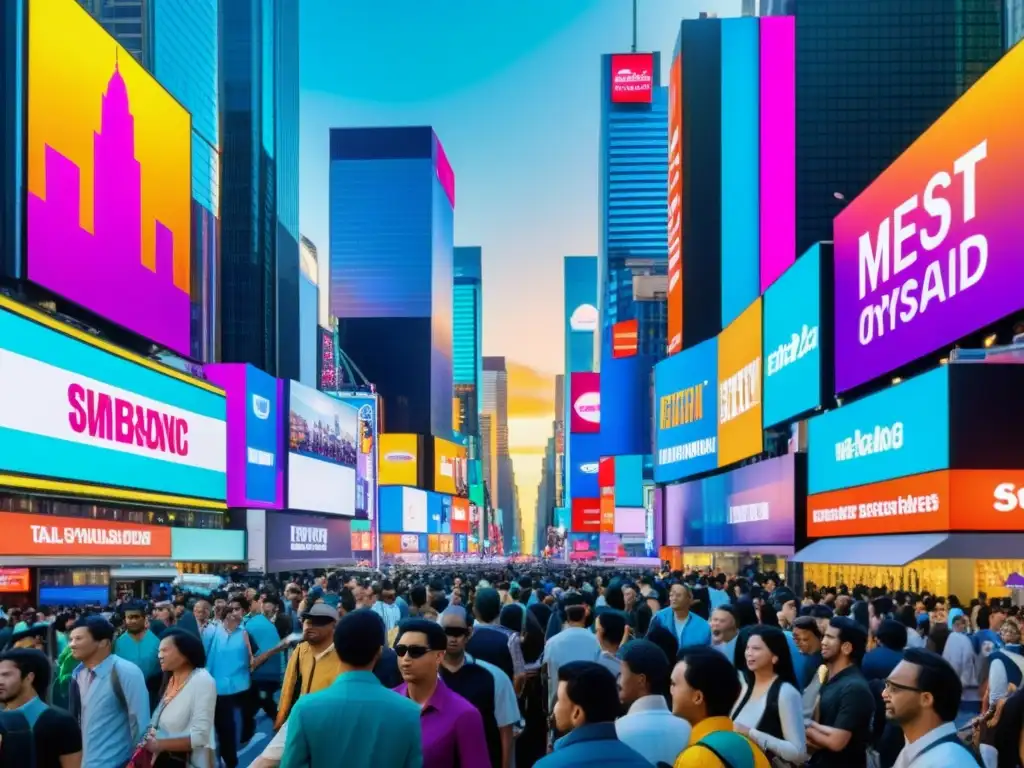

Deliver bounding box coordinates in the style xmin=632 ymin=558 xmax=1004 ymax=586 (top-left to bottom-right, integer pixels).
xmin=299 ymin=0 xmax=740 ymax=545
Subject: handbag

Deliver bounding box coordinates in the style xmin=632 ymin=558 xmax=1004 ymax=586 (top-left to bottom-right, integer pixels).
xmin=128 ymin=672 xmax=197 ymax=768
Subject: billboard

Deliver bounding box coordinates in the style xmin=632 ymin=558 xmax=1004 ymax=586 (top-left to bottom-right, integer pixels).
xmin=287 ymin=381 xmax=358 ymax=516
xmin=599 ymin=353 xmax=652 ymax=457
xmin=569 ymin=433 xmax=601 ymax=499
xmin=0 ymin=299 xmax=225 ymax=504
xmin=204 ymin=364 xmax=284 ymax=509
xmin=570 ymin=372 xmax=601 ymax=433
xmin=717 ymin=298 xmax=763 ymax=467
xmin=759 ymin=15 xmax=796 ymax=292
xmin=654 ymin=337 xmax=718 ymax=482
xmin=265 ymin=512 xmax=353 ymax=571
xmin=833 ymin=42 xmax=1024 ymax=392
xmin=807 ymin=469 xmax=1024 ymax=538
xmin=569 ymin=304 xmax=598 ymax=332
xmin=318 ymin=327 xmax=338 ymax=391
xmin=0 ymin=570 xmax=31 ymax=593
xmin=333 ymin=393 xmax=377 ymax=520
xmin=26 ymin=0 xmax=192 ymax=356
xmin=0 ymin=512 xmax=172 ymax=558
xmin=451 ymin=497 xmax=470 ymax=535
xmin=614 ymin=454 xmax=644 ymax=508
xmin=808 ymin=368 xmax=949 ymax=494
xmin=664 ymin=454 xmax=797 ymax=548
xmin=378 ymin=434 xmax=420 ymax=487
xmin=610 ymin=52 xmax=654 ymax=103
xmin=434 ymin=437 xmax=468 ymax=496
xmin=612 ymin=320 xmax=639 ymax=358
xmin=615 ymin=507 xmax=646 ymax=535
xmin=667 ymin=53 xmax=683 ymax=355
xmin=571 ymin=498 xmax=601 ymax=533
xmin=763 ymin=245 xmax=823 ymax=427
xmin=427 ymin=492 xmax=452 ymax=535
xmin=378 ymin=485 xmax=429 ymax=534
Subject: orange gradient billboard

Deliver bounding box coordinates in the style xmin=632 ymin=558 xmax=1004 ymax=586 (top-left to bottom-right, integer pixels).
xmin=0 ymin=513 xmax=171 ymax=558
xmin=667 ymin=53 xmax=683 ymax=355
xmin=717 ymin=298 xmax=762 ymax=467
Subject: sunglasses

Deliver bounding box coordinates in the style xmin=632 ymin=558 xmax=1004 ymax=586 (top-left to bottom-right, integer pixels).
xmin=395 ymin=644 xmax=432 ymax=659
xmin=444 ymin=627 xmax=469 ymax=638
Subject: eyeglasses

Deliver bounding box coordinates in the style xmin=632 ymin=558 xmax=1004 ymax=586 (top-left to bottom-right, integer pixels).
xmin=444 ymin=627 xmax=469 ymax=638
xmin=395 ymin=645 xmax=432 ymax=659
xmin=883 ymin=679 xmax=922 ymax=694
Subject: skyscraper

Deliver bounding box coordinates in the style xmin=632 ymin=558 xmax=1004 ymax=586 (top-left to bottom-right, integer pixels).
xmin=299 ymin=236 xmax=318 ymax=387
xmin=1008 ymin=0 xmax=1024 ymax=47
xmin=454 ymin=246 xmax=483 ymax=438
xmin=78 ymin=0 xmax=221 ymax=362
xmin=794 ymin=0 xmax=1003 ymax=256
xmin=563 ymin=256 xmax=598 ymax=504
xmin=220 ymin=0 xmax=301 ymax=378
xmin=301 ymin=235 xmax=331 ymax=328
xmin=329 ymin=127 xmax=455 ymax=439
xmin=482 ymin=356 xmax=514 ymax=544
xmin=535 ymin=435 xmax=557 ymax=555
xmin=0 ymin=1 xmax=22 ymax=278
xmin=599 ymin=53 xmax=669 ymax=362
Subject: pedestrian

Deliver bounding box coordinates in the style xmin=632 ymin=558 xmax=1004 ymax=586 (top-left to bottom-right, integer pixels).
xmin=616 ymin=640 xmax=691 ymax=766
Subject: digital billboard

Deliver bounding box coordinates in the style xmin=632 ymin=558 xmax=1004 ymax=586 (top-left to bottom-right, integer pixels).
xmin=570 ymin=372 xmax=600 ymax=433
xmin=833 ymin=42 xmax=1024 ymax=392
xmin=614 ymin=454 xmax=644 ymax=508
xmin=26 ymin=0 xmax=192 ymax=356
xmin=664 ymin=454 xmax=797 ymax=548
xmin=378 ymin=434 xmax=420 ymax=487
xmin=0 ymin=512 xmax=172 ymax=558
xmin=265 ymin=512 xmax=353 ymax=571
xmin=759 ymin=15 xmax=796 ymax=292
xmin=0 ymin=298 xmax=225 ymax=505
xmin=763 ymin=245 xmax=823 ymax=427
xmin=204 ymin=363 xmax=284 ymax=509
xmin=0 ymin=569 xmax=30 ymax=593
xmin=615 ymin=507 xmax=646 ymax=535
xmin=334 ymin=393 xmax=377 ymax=520
xmin=287 ymin=381 xmax=358 ymax=516
xmin=610 ymin=52 xmax=654 ymax=103
xmin=612 ymin=320 xmax=639 ymax=358
xmin=569 ymin=304 xmax=598 ymax=332
xmin=808 ymin=368 xmax=949 ymax=494
xmin=570 ymin=433 xmax=601 ymax=499
xmin=318 ymin=327 xmax=338 ymax=391
xmin=599 ymin=353 xmax=652 ymax=457
xmin=427 ymin=492 xmax=452 ymax=535
xmin=378 ymin=486 xmax=428 ymax=534
xmin=667 ymin=53 xmax=683 ymax=355
xmin=718 ymin=298 xmax=763 ymax=467
xmin=434 ymin=437 xmax=468 ymax=496
xmin=808 ymin=468 xmax=1024 ymax=538
xmin=654 ymin=337 xmax=718 ymax=482
xmin=571 ymin=498 xmax=601 ymax=533
xmin=451 ymin=497 xmax=470 ymax=535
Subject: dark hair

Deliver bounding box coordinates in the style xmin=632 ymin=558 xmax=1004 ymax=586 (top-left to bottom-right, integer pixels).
xmin=474 ymin=588 xmax=501 ymax=623
xmin=396 ymin=618 xmax=447 ymax=652
xmin=596 ymin=611 xmax=627 ymax=647
xmin=829 ymin=616 xmax=869 ymax=665
xmin=334 ymin=609 xmax=385 ymax=667
xmin=556 ymin=661 xmax=621 ymax=723
xmin=71 ymin=615 xmax=115 ymax=644
xmin=875 ymin=619 xmax=908 ymax=652
xmin=712 ymin=604 xmax=738 ymax=626
xmin=621 ymin=640 xmax=670 ymax=697
xmin=338 ymin=587 xmax=356 ymax=614
xmin=896 ymin=605 xmax=918 ymax=631
xmin=263 ymin=594 xmax=283 ymax=610
xmin=380 ymin=580 xmax=395 ymax=593
xmin=792 ymin=615 xmax=822 ymax=639
xmin=603 ymin=585 xmax=626 ymax=612
xmin=230 ymin=595 xmax=250 ymax=613
xmin=902 ymin=647 xmax=962 ymax=722
xmin=677 ymin=646 xmax=741 ymax=717
xmin=743 ymin=626 xmax=798 ymax=688
xmin=0 ymin=649 xmax=52 ymax=701
xmin=646 ymin=624 xmax=679 ymax=664
xmin=160 ymin=628 xmax=207 ymax=669
xmin=410 ymin=585 xmax=427 ymax=608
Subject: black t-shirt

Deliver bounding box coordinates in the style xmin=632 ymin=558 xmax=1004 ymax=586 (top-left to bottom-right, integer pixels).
xmin=441 ymin=660 xmax=501 ymax=768
xmin=35 ymin=707 xmax=82 ymax=768
xmin=809 ymin=665 xmax=876 ymax=768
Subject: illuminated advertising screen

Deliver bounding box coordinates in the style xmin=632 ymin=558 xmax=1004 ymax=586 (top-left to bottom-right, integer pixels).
xmin=610 ymin=52 xmax=654 ymax=104
xmin=717 ymin=298 xmax=763 ymax=467
xmin=334 ymin=393 xmax=377 ymax=520
xmin=654 ymin=337 xmax=718 ymax=482
xmin=0 ymin=569 xmax=30 ymax=593
xmin=378 ymin=434 xmax=420 ymax=487
xmin=569 ymin=372 xmax=600 ymax=433
xmin=569 ymin=433 xmax=601 ymax=499
xmin=615 ymin=507 xmax=646 ymax=535
xmin=569 ymin=303 xmax=598 ymax=332
xmin=571 ymin=498 xmax=601 ymax=534
xmin=451 ymin=497 xmax=470 ymax=535
xmin=763 ymin=245 xmax=824 ymax=427
xmin=833 ymin=43 xmax=1024 ymax=392
xmin=204 ymin=364 xmax=284 ymax=509
xmin=667 ymin=53 xmax=683 ymax=355
xmin=808 ymin=368 xmax=949 ymax=494
xmin=265 ymin=512 xmax=353 ymax=571
xmin=612 ymin=320 xmax=638 ymax=358
xmin=759 ymin=16 xmax=796 ymax=292
xmin=600 ymin=353 xmax=651 ymax=457
xmin=0 ymin=512 xmax=172 ymax=558
xmin=26 ymin=0 xmax=192 ymax=356
xmin=433 ymin=437 xmax=468 ymax=496
xmin=427 ymin=492 xmax=452 ymax=535
xmin=0 ymin=299 xmax=225 ymax=504
xmin=287 ymin=381 xmax=358 ymax=516
xmin=318 ymin=327 xmax=338 ymax=391
xmin=664 ymin=454 xmax=796 ymax=548
xmin=378 ymin=486 xmax=428 ymax=534
xmin=808 ymin=469 xmax=1024 ymax=538
xmin=614 ymin=454 xmax=644 ymax=508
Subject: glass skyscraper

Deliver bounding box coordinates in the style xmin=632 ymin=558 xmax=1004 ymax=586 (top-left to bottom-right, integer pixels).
xmin=0 ymin=1 xmax=24 ymax=279
xmin=1009 ymin=0 xmax=1024 ymax=47
xmin=220 ymin=0 xmax=300 ymax=378
xmin=598 ymin=53 xmax=668 ymax=363
xmin=454 ymin=246 xmax=483 ymax=438
xmin=562 ymin=255 xmax=598 ymax=506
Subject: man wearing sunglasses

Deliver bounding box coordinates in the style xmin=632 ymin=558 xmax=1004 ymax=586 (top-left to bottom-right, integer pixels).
xmin=394 ymin=618 xmax=490 ymax=768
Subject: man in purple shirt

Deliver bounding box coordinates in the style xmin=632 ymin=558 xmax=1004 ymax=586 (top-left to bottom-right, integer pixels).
xmin=393 ymin=618 xmax=490 ymax=768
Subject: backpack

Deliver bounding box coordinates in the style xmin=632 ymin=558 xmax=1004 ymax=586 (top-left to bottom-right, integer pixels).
xmin=0 ymin=709 xmax=37 ymax=767
xmin=696 ymin=730 xmax=757 ymax=768
xmin=915 ymin=732 xmax=984 ymax=766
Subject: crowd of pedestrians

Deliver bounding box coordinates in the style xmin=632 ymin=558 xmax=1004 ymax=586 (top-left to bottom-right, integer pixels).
xmin=0 ymin=566 xmax=1023 ymax=767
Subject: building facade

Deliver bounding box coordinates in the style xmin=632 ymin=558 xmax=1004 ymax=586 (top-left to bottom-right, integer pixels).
xmin=482 ymin=356 xmax=515 ymax=543
xmin=563 ymin=256 xmax=598 ymax=505
xmin=1009 ymin=0 xmax=1024 ymax=47
xmin=454 ymin=246 xmax=483 ymax=439
xmin=299 ymin=236 xmax=318 ymax=387
xmin=329 ymin=126 xmax=455 ymax=439
xmin=598 ymin=53 xmax=668 ymax=363
xmin=0 ymin=2 xmax=24 ymax=279
xmin=219 ymin=0 xmax=300 ymax=378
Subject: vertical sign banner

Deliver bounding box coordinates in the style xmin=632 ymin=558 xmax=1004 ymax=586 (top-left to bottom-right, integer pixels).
xmin=610 ymin=52 xmax=654 ymax=104
xmin=337 ymin=394 xmax=377 ymax=520
xmin=667 ymin=53 xmax=683 ymax=355
xmin=569 ymin=372 xmax=600 ymax=433
xmin=612 ymin=319 xmax=639 ymax=358
xmin=718 ymin=298 xmax=763 ymax=467
xmin=759 ymin=16 xmax=796 ymax=292
xmin=654 ymin=337 xmax=719 ymax=482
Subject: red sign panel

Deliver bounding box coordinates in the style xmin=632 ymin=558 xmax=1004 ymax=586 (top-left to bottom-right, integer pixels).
xmin=598 ymin=457 xmax=616 ymax=489
xmin=612 ymin=319 xmax=638 ymax=358
xmin=572 ymin=498 xmax=601 ymax=533
xmin=611 ymin=53 xmax=654 ymax=104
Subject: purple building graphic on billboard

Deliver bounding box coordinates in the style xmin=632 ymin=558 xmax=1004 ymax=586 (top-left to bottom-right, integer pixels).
xmin=27 ymin=58 xmax=191 ymax=356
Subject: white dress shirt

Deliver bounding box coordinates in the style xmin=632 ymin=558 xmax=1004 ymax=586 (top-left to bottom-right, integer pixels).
xmin=892 ymin=722 xmax=986 ymax=768
xmin=615 ymin=695 xmax=692 ymax=767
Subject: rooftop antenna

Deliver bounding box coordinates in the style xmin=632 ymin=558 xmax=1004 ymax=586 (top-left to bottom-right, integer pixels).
xmin=631 ymin=0 xmax=638 ymax=52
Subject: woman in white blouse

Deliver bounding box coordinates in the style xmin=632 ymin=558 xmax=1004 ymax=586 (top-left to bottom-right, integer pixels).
xmin=732 ymin=625 xmax=808 ymax=765
xmin=142 ymin=628 xmax=218 ymax=768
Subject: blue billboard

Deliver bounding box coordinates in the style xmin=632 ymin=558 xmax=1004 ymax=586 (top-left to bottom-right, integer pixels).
xmin=654 ymin=337 xmax=719 ymax=482
xmin=614 ymin=454 xmax=644 ymax=507
xmin=599 ymin=353 xmax=654 ymax=457
xmin=569 ymin=432 xmax=601 ymax=499
xmin=763 ymin=244 xmax=822 ymax=427
xmin=808 ymin=367 xmax=949 ymax=494
xmin=428 ymin=491 xmax=452 ymax=534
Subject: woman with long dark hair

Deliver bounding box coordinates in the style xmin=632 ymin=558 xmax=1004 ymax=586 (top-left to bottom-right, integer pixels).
xmin=732 ymin=625 xmax=807 ymax=764
xmin=499 ymin=603 xmax=546 ymax=768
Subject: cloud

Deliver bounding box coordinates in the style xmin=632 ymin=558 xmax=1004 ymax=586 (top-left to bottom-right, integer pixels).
xmin=506 ymin=361 xmax=556 ymax=419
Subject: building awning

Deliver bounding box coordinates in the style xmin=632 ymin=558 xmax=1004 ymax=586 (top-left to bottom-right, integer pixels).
xmin=791 ymin=533 xmax=1024 ymax=566
xmin=684 ymin=545 xmax=795 ymax=556
xmin=109 ymin=566 xmax=180 ymax=580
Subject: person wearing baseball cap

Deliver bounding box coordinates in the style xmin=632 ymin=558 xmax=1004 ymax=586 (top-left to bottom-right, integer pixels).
xmin=274 ymin=602 xmax=340 ymax=729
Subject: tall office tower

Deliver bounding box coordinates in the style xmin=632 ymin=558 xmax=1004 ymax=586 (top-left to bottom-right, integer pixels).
xmin=220 ymin=0 xmax=300 ymax=378
xmin=330 ymin=127 xmax=455 ymax=438
xmin=554 ymin=373 xmax=565 ymax=508
xmin=742 ymin=0 xmax=757 ymax=16
xmin=454 ymin=246 xmax=483 ymax=438
xmin=301 ymin=235 xmax=331 ymax=328
xmin=298 ymin=236 xmax=318 ymax=387
xmin=480 ymin=411 xmax=497 ymax=503
xmin=78 ymin=0 xmax=221 ymax=362
xmin=563 ymin=256 xmax=597 ymax=502
xmin=794 ymin=0 xmax=1003 ymax=256
xmin=0 ymin=3 xmax=22 ymax=276
xmin=482 ymin=356 xmax=515 ymax=542
xmin=1007 ymin=0 xmax=1024 ymax=48
xmin=759 ymin=0 xmax=794 ymax=14
xmin=535 ymin=435 xmax=557 ymax=553
xmin=598 ymin=52 xmax=669 ymax=364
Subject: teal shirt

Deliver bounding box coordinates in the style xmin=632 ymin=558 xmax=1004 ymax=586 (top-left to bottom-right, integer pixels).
xmin=244 ymin=614 xmax=283 ymax=682
xmin=114 ymin=630 xmax=161 ymax=681
xmin=281 ymin=671 xmax=423 ymax=768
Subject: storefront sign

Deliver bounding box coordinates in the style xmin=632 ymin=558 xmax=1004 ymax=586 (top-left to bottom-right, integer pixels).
xmin=0 ymin=512 xmax=171 ymax=557
xmin=0 ymin=569 xmax=30 ymax=592
xmin=0 ymin=300 xmax=226 ymax=504
xmin=718 ymin=298 xmax=763 ymax=467
xmin=265 ymin=512 xmax=353 ymax=571
xmin=654 ymin=337 xmax=718 ymax=482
